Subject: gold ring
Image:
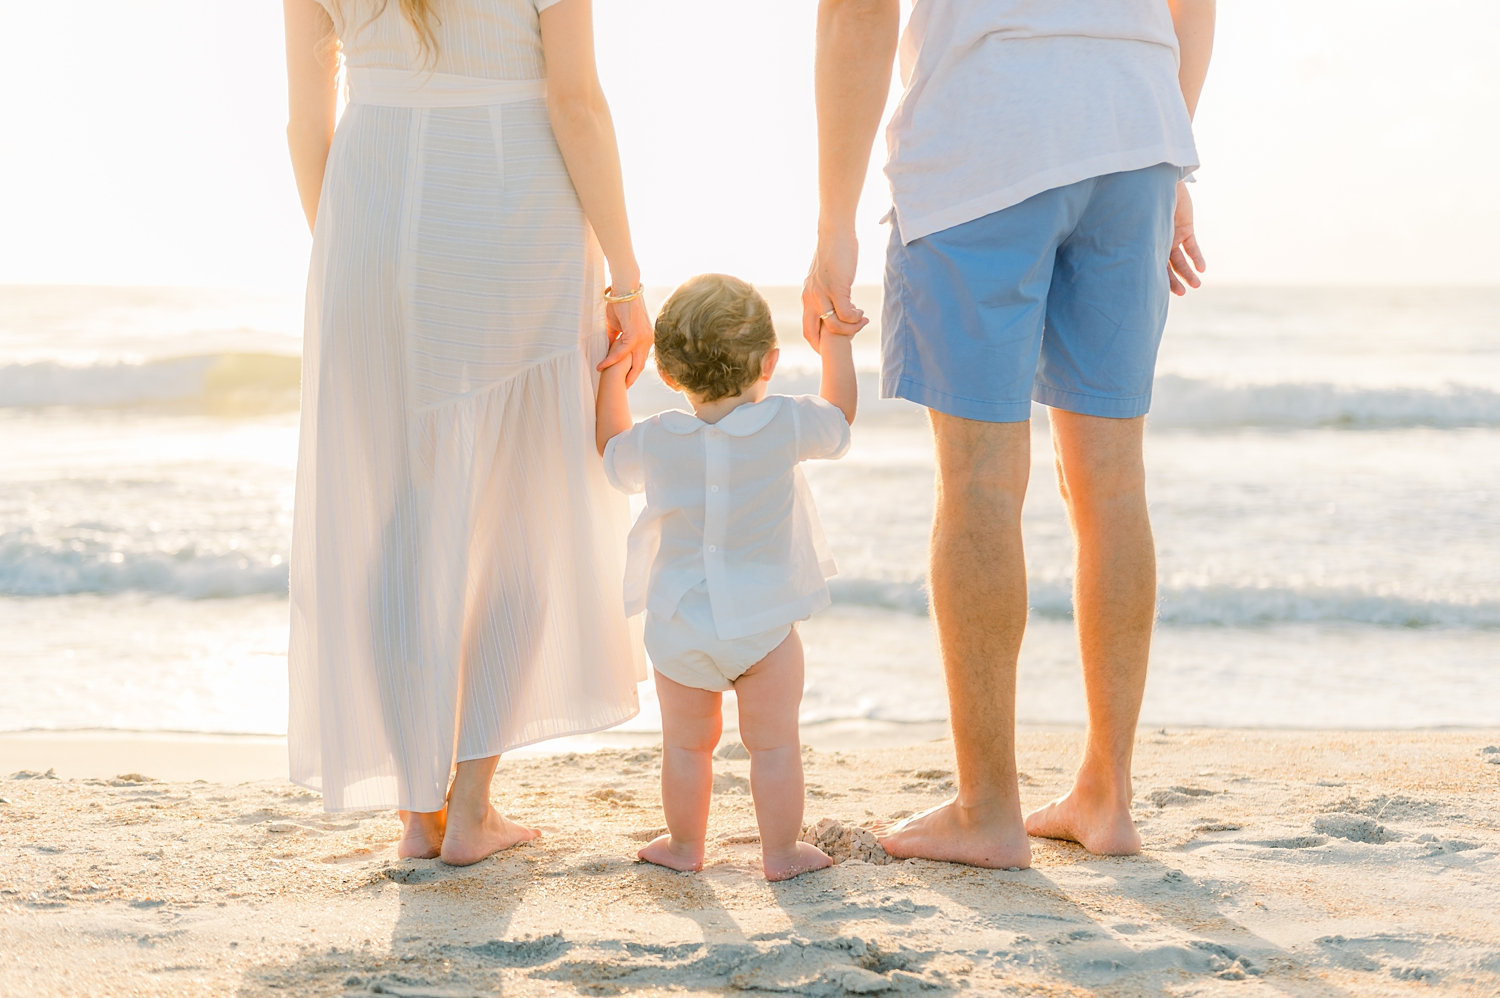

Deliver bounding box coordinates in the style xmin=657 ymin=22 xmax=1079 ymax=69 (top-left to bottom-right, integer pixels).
xmin=819 ymin=309 xmax=837 ymax=321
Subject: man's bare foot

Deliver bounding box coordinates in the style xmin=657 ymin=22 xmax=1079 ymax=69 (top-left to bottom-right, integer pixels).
xmin=878 ymin=799 xmax=1032 ymax=869
xmin=397 ymin=809 xmax=446 ymax=859
xmin=636 ymin=834 xmax=704 ymax=873
xmin=763 ymin=841 xmax=833 ymax=882
xmin=439 ymin=806 xmax=539 ymax=866
xmin=1025 ymin=789 xmax=1142 ymax=855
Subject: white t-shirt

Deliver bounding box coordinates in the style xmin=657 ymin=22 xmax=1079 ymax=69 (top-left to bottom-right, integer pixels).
xmin=885 ymin=0 xmax=1199 ymax=244
xmin=602 ymin=395 xmax=851 ymax=640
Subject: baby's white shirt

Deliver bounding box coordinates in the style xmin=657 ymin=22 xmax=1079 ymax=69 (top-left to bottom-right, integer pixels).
xmin=602 ymin=394 xmax=851 ymax=640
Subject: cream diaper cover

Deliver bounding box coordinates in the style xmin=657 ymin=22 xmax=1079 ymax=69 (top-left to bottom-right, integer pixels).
xmin=644 ymin=582 xmax=793 ymax=692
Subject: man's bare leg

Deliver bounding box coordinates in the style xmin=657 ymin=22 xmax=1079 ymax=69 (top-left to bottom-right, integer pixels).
xmin=878 ymin=411 xmax=1033 ymax=869
xmin=1025 ymin=411 xmax=1153 ymax=855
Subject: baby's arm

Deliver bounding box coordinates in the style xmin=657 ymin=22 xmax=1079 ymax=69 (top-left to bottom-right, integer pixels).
xmin=818 ymin=329 xmax=857 ymax=426
xmin=595 ymin=352 xmax=634 ymax=455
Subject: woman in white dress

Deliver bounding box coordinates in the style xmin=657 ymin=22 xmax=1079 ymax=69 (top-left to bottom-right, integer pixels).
xmin=282 ymin=0 xmax=650 ymax=865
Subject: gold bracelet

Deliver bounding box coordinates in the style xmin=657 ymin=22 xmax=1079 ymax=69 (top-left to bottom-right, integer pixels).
xmin=603 ymin=283 xmax=644 ymax=305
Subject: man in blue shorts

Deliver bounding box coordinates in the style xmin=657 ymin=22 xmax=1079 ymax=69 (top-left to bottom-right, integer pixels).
xmin=804 ymin=0 xmax=1215 ymax=867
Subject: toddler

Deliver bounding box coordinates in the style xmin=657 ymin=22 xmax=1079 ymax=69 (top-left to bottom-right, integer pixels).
xmin=595 ymin=274 xmax=857 ymax=881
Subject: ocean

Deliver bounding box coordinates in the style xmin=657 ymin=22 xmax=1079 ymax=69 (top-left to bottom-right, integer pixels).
xmin=2 ymin=283 xmax=1497 ymax=740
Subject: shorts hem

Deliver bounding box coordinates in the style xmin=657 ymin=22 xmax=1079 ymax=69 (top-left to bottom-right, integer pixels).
xmin=645 ymin=621 xmax=793 ymax=694
xmin=886 ymin=375 xmax=1033 ymax=424
xmin=651 ymin=662 xmax=736 ymax=693
xmin=1032 ymin=382 xmax=1152 ymax=419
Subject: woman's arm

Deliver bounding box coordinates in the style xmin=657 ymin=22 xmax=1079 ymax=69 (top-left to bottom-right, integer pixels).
xmin=818 ymin=329 xmax=858 ymax=427
xmin=283 ymin=0 xmax=340 ymax=231
xmin=539 ymin=0 xmax=651 ymax=384
xmin=595 ymin=352 xmax=633 ymax=455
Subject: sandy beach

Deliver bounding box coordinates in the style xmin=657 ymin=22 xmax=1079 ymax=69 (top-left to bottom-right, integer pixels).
xmin=3 ymin=727 xmax=1499 ymax=997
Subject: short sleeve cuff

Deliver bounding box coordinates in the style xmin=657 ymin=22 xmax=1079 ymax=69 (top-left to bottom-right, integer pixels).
xmin=794 ymin=395 xmax=851 ymax=461
xmin=601 ymin=429 xmax=645 ymax=494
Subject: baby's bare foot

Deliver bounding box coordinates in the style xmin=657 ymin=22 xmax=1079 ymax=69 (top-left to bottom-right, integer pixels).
xmin=636 ymin=833 xmax=704 ymax=872
xmin=439 ymin=806 xmax=539 ymax=866
xmin=763 ymin=841 xmax=833 ymax=882
xmin=397 ymin=809 xmax=446 ymax=860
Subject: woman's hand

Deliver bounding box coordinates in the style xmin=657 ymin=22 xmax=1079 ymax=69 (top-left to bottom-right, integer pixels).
xmin=599 ymin=296 xmax=652 ymax=388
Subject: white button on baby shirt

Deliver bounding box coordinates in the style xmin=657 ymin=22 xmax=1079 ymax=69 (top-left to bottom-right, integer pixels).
xmin=602 ymin=395 xmax=852 ymax=639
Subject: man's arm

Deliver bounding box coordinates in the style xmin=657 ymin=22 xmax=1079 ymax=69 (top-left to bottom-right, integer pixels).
xmin=802 ymin=0 xmax=900 ymax=349
xmin=1166 ymin=0 xmax=1215 ymax=295
xmin=1168 ymin=0 xmax=1215 ymax=120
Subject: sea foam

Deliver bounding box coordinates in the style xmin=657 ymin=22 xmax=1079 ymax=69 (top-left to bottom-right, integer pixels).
xmin=4 ymin=534 xmax=1495 ymax=630
xmin=0 ymin=353 xmax=300 ymax=412
xmin=4 ymin=357 xmax=1499 ymax=430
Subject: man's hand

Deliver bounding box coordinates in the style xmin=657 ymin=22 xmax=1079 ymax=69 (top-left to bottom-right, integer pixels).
xmin=1168 ymin=181 xmax=1206 ymax=296
xmin=600 ymin=296 xmax=653 ymax=387
xmin=802 ymin=230 xmax=869 ymax=350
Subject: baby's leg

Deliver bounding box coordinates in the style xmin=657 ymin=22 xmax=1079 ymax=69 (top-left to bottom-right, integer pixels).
xmin=637 ymin=669 xmax=722 ymax=872
xmin=733 ymin=629 xmax=833 ymax=881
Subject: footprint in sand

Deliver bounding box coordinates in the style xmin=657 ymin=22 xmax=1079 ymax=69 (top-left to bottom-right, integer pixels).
xmin=1413 ymin=833 xmax=1480 ymax=854
xmin=712 ymin=771 xmax=750 ymax=794
xmin=1312 ymin=813 xmax=1397 ymax=844
xmin=901 ymin=768 xmax=955 ymax=792
xmin=373 ymin=864 xmax=445 ymax=885
xmin=1253 ymin=835 xmax=1329 ymax=850
xmin=467 ymin=931 xmax=571 ymax=968
xmin=1192 ymin=820 xmax=1243 ymax=833
xmin=627 ymin=826 xmax=668 ymax=842
xmin=1146 ymin=786 xmax=1219 ymax=808
xmin=717 ymin=827 xmax=761 ymax=845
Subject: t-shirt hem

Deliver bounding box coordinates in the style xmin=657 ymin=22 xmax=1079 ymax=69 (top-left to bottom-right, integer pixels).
xmin=893 ymin=145 xmax=1198 ymax=245
xmin=712 ymin=589 xmax=832 ymax=641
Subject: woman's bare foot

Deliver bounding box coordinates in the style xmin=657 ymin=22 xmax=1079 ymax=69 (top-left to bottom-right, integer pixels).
xmin=877 ymin=798 xmax=1032 ymax=869
xmin=397 ymin=809 xmax=446 ymax=859
xmin=762 ymin=841 xmax=833 ymax=882
xmin=439 ymin=806 xmax=539 ymax=866
xmin=1025 ymin=789 xmax=1142 ymax=855
xmin=636 ymin=833 xmax=704 ymax=873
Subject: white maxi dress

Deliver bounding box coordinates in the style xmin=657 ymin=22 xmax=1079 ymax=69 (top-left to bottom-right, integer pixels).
xmin=288 ymin=0 xmax=644 ymax=812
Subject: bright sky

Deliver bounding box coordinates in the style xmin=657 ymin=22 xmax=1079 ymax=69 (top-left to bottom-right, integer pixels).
xmin=2 ymin=1 xmax=1497 ymax=291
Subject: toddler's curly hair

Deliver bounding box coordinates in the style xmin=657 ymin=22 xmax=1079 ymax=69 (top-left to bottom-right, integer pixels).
xmin=654 ymin=274 xmax=777 ymax=403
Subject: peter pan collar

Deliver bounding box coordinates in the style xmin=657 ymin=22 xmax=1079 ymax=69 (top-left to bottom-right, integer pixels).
xmin=656 ymin=395 xmax=785 ymax=437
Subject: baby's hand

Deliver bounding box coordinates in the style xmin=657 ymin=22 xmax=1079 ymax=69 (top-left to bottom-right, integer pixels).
xmin=604 ymin=350 xmax=633 ymax=382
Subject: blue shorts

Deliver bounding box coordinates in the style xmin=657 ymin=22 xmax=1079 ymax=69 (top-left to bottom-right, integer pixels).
xmin=881 ymin=164 xmax=1178 ymax=422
